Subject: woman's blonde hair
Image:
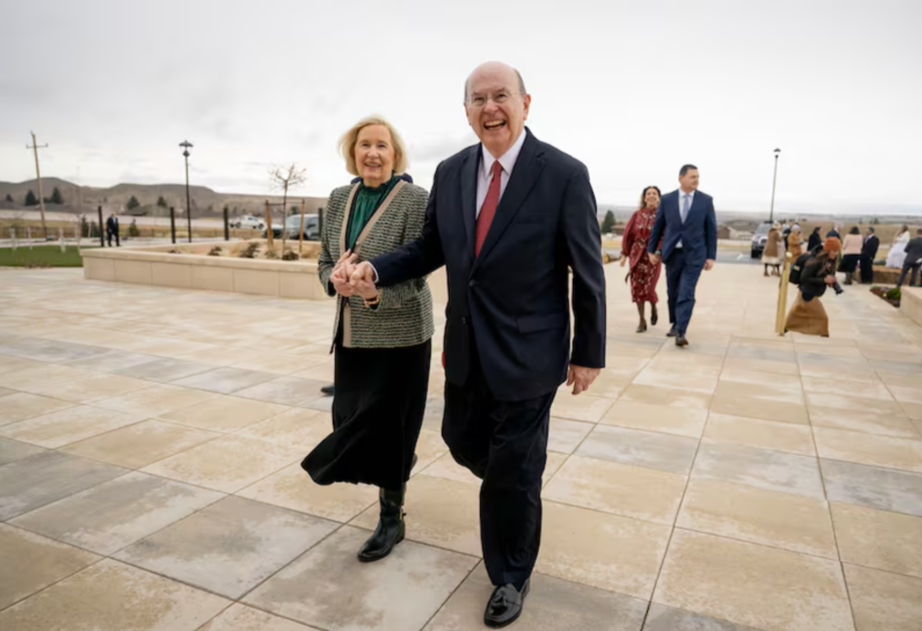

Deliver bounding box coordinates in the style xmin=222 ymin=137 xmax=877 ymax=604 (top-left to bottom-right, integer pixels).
xmin=339 ymin=116 xmax=408 ymax=177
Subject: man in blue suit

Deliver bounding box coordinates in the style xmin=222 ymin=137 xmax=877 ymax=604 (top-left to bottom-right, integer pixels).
xmin=647 ymin=165 xmax=717 ymax=347
xmin=349 ymin=61 xmax=606 ymax=627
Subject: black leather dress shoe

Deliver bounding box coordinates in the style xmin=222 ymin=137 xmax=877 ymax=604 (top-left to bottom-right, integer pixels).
xmin=675 ymin=334 xmax=689 ymax=347
xmin=484 ymin=579 xmax=530 ymax=628
xmin=666 ymin=325 xmax=677 ymax=338
xmin=320 ymin=384 xmax=335 ymax=396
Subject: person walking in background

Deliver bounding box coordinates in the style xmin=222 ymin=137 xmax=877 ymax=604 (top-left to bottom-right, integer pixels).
xmin=106 ymin=212 xmax=120 ymax=247
xmin=648 ymin=164 xmax=718 ymax=347
xmin=826 ymin=223 xmax=842 ymax=240
xmin=621 ymin=186 xmax=663 ymax=332
xmin=840 ymin=226 xmax=863 ymax=285
xmin=785 ymin=237 xmax=842 ymax=337
xmin=761 ymin=223 xmax=783 ymax=277
xmin=896 ymin=229 xmax=922 ymax=288
xmin=787 ymin=226 xmax=803 ymax=259
xmin=807 ymin=226 xmax=823 ymax=252
xmin=859 ymin=226 xmax=879 ymax=284
xmin=301 ymin=116 xmax=433 ymax=564
xmin=349 ymin=61 xmax=606 ymax=627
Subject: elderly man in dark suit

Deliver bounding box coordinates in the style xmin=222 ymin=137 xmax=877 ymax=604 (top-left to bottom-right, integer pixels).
xmin=647 ymin=165 xmax=718 ymax=347
xmin=349 ymin=61 xmax=606 ymax=627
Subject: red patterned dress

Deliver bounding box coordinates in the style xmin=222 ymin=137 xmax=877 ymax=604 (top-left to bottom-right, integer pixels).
xmin=622 ymin=206 xmax=662 ymax=304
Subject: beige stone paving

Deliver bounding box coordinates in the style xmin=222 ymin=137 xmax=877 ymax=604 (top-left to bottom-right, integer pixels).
xmin=1 ymin=264 xmax=921 ymax=630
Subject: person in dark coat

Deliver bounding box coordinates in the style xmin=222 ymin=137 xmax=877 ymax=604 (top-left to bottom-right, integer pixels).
xmin=807 ymin=227 xmax=823 ymax=252
xmin=897 ymin=229 xmax=922 ymax=288
xmin=106 ymin=212 xmax=120 ymax=247
xmin=859 ymin=227 xmax=880 ymax=284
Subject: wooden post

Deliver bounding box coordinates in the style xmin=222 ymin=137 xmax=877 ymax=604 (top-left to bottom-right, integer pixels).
xmin=169 ymin=207 xmax=177 ymax=244
xmin=776 ymin=252 xmax=793 ymax=336
xmin=298 ymin=199 xmax=306 ymax=255
xmin=97 ymin=206 xmax=105 ymax=247
xmin=223 ymin=206 xmax=230 ymax=241
xmin=265 ymin=200 xmax=273 ymax=248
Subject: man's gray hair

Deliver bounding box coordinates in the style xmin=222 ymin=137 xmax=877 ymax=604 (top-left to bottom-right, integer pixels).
xmin=464 ymin=68 xmax=527 ymax=102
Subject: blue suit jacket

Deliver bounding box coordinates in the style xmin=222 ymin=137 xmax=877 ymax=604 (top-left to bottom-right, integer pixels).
xmin=647 ymin=189 xmax=717 ymax=264
xmin=371 ymin=129 xmax=607 ymax=402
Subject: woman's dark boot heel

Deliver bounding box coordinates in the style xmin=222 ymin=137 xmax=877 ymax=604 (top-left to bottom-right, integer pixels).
xmin=357 ymin=487 xmax=406 ymax=562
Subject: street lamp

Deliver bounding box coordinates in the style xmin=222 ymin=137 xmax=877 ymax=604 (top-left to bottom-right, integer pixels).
xmin=769 ymin=148 xmax=781 ymax=224
xmin=180 ymin=140 xmax=193 ymax=243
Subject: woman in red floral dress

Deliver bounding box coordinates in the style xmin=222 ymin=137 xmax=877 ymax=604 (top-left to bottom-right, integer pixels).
xmin=621 ymin=186 xmax=663 ymax=332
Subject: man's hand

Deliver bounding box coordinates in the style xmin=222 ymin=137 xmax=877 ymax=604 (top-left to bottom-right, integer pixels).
xmin=704 ymin=259 xmax=715 ymax=271
xmin=349 ymin=261 xmax=379 ymax=301
xmin=648 ymin=253 xmax=661 ymax=266
xmin=567 ymin=365 xmax=601 ymax=395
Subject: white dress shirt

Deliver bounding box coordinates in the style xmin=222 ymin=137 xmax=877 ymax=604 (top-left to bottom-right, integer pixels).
xmin=476 ymin=128 xmax=528 ymax=218
xmin=676 ymin=188 xmax=695 ymax=249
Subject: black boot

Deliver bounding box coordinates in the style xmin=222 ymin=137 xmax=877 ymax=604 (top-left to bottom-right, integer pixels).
xmin=357 ymin=486 xmax=406 ymax=562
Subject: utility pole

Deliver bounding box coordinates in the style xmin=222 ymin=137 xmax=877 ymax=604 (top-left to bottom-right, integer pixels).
xmin=180 ymin=140 xmax=193 ymax=243
xmin=769 ymin=148 xmax=781 ymax=224
xmin=26 ymin=131 xmax=49 ymax=240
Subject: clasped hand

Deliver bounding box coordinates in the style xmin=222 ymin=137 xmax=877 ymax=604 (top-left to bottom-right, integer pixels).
xmin=330 ymin=251 xmax=378 ymax=301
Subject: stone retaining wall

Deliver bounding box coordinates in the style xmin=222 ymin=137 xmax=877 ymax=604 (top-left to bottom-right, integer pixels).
xmin=901 ymin=287 xmax=922 ymax=329
xmin=80 ymin=240 xmax=450 ymax=303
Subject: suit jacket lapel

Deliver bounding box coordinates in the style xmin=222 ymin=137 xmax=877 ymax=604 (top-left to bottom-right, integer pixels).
xmin=473 ymin=132 xmax=545 ymax=271
xmin=460 ymin=147 xmax=478 ymax=262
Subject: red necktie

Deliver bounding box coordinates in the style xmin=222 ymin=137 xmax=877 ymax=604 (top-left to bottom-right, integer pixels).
xmin=475 ymin=161 xmax=503 ymax=256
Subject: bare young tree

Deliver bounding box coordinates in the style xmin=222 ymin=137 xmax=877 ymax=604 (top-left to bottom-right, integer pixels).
xmin=268 ymin=163 xmax=307 ymax=253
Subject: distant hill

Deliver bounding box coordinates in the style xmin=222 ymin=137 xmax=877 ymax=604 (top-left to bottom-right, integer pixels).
xmin=0 ymin=178 xmax=327 ymax=217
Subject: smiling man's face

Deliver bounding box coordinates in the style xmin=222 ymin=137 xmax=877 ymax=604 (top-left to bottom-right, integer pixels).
xmin=465 ymin=62 xmax=530 ymax=158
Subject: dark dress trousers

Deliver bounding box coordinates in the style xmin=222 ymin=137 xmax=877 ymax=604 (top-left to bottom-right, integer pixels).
xmin=371 ymin=128 xmax=606 ymax=588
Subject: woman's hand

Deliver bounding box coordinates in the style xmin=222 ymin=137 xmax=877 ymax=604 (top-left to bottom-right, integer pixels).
xmin=620 ymin=255 xmax=627 ymax=267
xmin=824 ymin=275 xmax=836 ymax=286
xmin=331 ymin=250 xmax=358 ymax=297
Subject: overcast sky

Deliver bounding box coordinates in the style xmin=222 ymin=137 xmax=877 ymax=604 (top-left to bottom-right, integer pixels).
xmin=1 ymin=0 xmax=919 ymax=215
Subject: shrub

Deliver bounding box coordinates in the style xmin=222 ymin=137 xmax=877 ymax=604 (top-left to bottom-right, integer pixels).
xmin=281 ymin=250 xmax=299 ymax=260
xmin=208 ymin=246 xmax=222 ymax=256
xmin=885 ymin=287 xmax=901 ymax=300
xmin=238 ymin=242 xmax=260 ymax=259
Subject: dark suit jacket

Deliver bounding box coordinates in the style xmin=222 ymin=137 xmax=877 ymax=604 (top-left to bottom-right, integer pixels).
xmin=905 ymin=237 xmax=922 ymax=265
xmin=646 ymin=189 xmax=717 ymax=264
xmin=371 ymin=129 xmax=606 ymax=401
xmin=106 ymin=216 xmax=119 ymax=234
xmin=861 ymin=235 xmax=879 ymax=259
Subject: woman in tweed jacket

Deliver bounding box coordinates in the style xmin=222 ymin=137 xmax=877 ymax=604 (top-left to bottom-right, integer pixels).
xmin=301 ymin=116 xmax=433 ymax=563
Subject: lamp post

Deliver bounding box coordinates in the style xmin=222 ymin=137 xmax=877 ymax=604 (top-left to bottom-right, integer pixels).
xmin=769 ymin=148 xmax=781 ymax=224
xmin=180 ymin=140 xmax=193 ymax=243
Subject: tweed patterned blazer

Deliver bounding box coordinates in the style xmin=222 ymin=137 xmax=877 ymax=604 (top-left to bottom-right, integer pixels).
xmin=318 ymin=180 xmax=434 ymax=349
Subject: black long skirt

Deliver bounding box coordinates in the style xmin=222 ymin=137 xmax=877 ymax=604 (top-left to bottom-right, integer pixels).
xmin=301 ymin=337 xmax=431 ymax=491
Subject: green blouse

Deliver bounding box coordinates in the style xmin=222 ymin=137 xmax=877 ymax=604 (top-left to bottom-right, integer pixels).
xmin=346 ymin=175 xmax=399 ymax=250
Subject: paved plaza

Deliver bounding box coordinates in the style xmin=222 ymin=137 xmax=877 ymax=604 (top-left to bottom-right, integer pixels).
xmin=1 ymin=263 xmax=921 ymax=631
